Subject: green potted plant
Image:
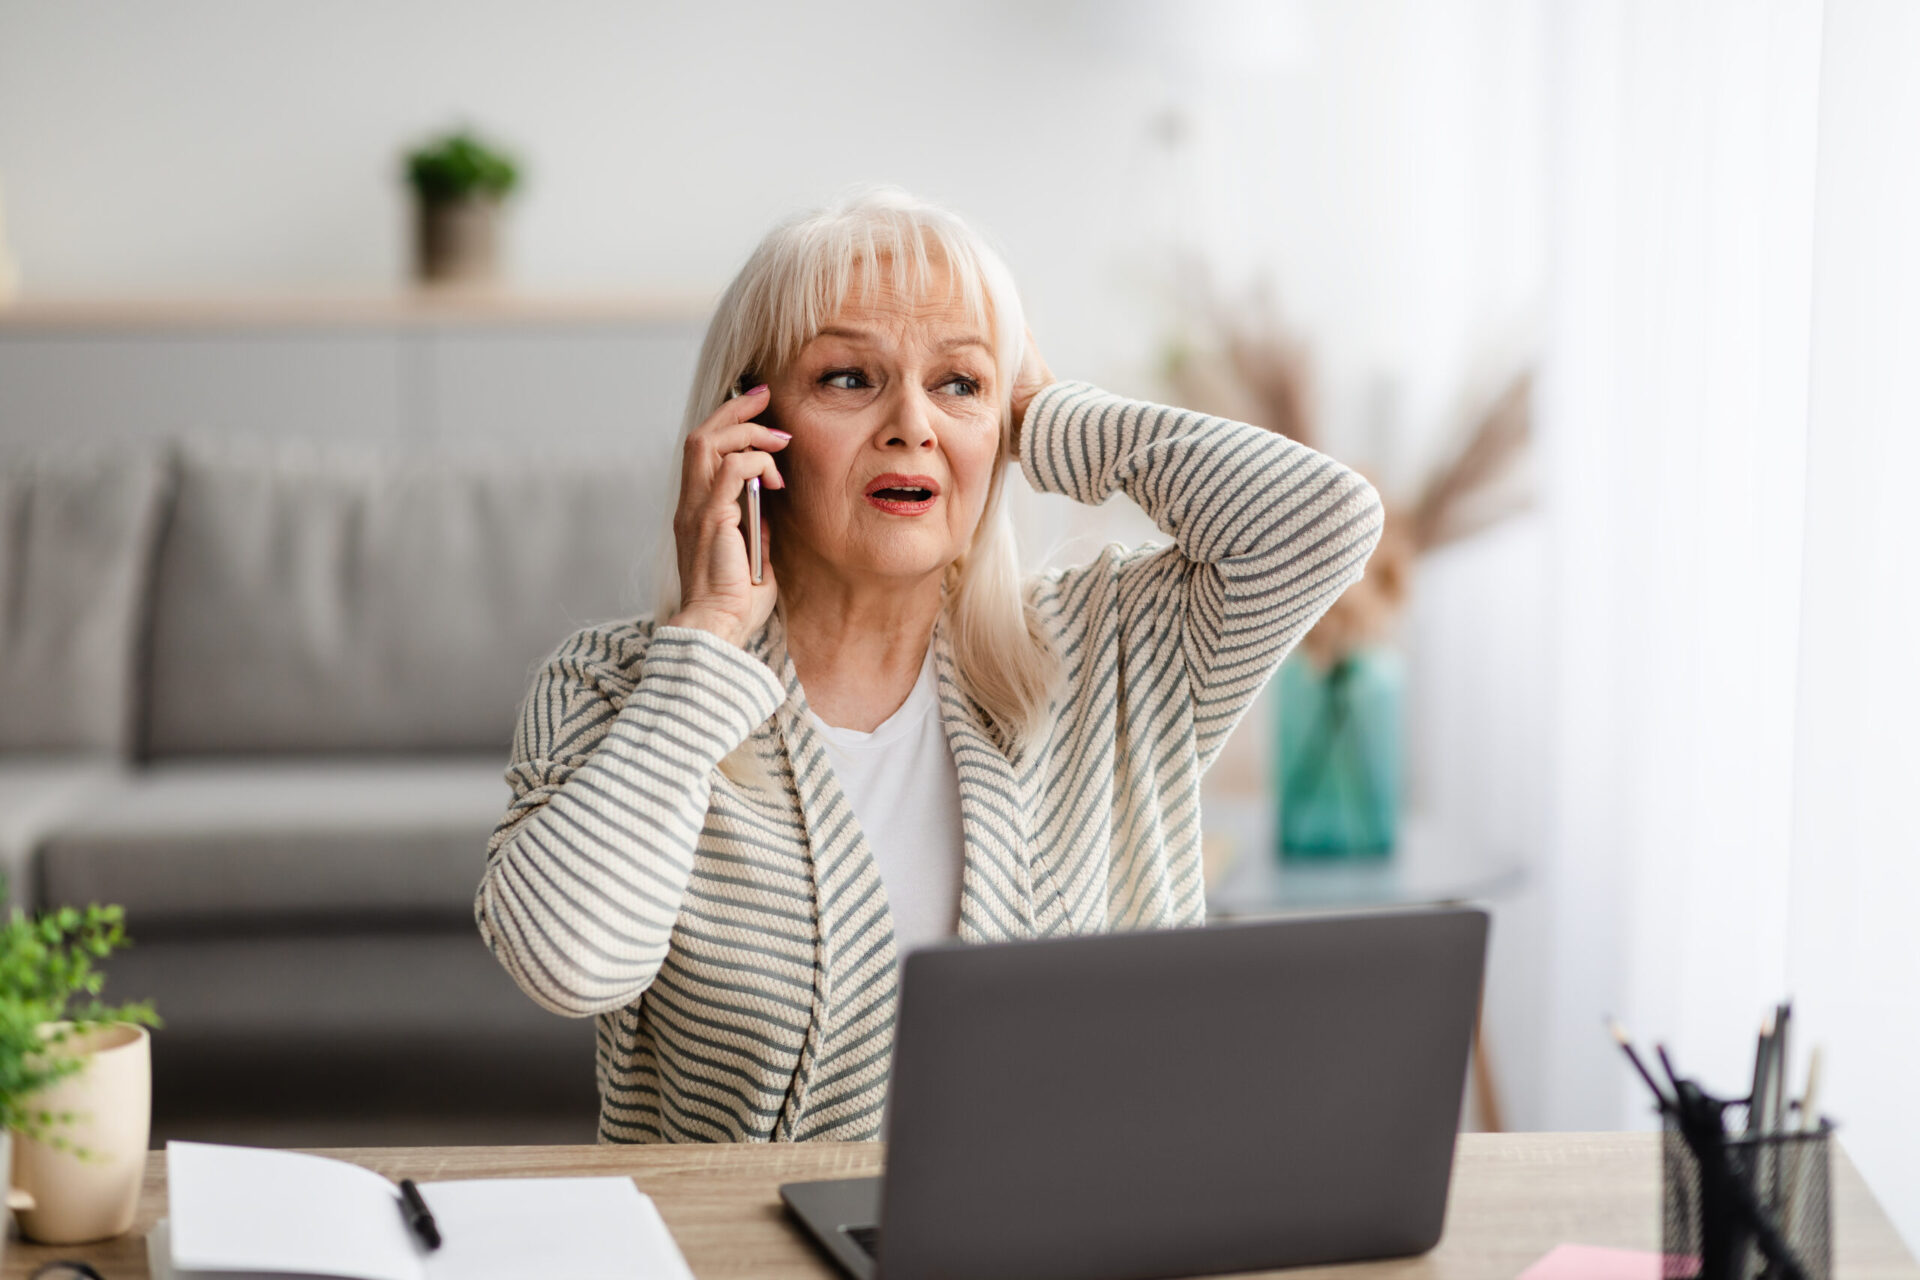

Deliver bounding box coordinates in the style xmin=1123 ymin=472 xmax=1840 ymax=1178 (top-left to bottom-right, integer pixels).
xmin=0 ymin=894 xmax=159 ymax=1249
xmin=403 ymin=127 xmax=522 ymax=285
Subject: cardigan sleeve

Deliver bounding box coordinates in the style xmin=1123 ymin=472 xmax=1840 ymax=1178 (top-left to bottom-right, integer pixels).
xmin=1021 ymin=381 xmax=1384 ymax=770
xmin=474 ymin=621 xmax=787 ymax=1017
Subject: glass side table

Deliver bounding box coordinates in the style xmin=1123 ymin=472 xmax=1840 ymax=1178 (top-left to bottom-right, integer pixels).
xmin=1203 ymin=799 xmax=1528 ymax=918
xmin=1200 ymin=796 xmax=1528 ymax=1131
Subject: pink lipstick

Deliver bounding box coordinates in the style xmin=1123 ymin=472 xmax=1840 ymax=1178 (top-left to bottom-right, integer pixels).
xmin=863 ymin=473 xmax=941 ymax=516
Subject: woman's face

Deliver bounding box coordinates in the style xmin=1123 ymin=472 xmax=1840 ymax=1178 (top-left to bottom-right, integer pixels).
xmin=764 ymin=265 xmax=1002 ymax=588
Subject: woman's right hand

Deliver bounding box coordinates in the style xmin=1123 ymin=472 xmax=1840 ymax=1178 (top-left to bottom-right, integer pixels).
xmin=666 ymin=384 xmax=789 ymax=648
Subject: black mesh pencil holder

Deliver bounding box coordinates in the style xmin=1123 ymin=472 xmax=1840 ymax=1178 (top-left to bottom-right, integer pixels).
xmin=1662 ymin=1108 xmax=1833 ymax=1280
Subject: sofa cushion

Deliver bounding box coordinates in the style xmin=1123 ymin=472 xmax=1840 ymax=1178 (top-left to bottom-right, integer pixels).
xmin=144 ymin=436 xmax=662 ymax=756
xmin=0 ymin=443 xmax=172 ymax=754
xmin=109 ymin=931 xmax=598 ymax=1143
xmin=99 ymin=929 xmax=592 ymax=1057
xmin=32 ymin=758 xmax=509 ymax=930
xmin=0 ymin=757 xmax=130 ymax=909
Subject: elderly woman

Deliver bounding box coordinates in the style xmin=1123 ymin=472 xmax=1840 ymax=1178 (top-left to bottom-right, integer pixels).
xmin=475 ymin=189 xmax=1382 ymax=1144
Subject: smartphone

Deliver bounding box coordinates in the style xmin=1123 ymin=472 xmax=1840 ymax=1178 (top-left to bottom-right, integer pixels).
xmin=731 ymin=377 xmax=766 ymax=585
xmin=746 ymin=478 xmax=762 ymax=588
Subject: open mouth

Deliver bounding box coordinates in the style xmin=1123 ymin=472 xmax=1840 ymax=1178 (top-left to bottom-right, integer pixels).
xmin=864 ymin=474 xmax=940 ymax=514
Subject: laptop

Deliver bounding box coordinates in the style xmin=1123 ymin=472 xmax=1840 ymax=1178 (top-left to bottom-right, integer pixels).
xmin=781 ymin=905 xmax=1489 ymax=1280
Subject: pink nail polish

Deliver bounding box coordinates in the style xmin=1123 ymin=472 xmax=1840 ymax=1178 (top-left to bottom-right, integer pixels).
xmin=747 ymin=384 xmax=768 ymax=395
xmin=769 ymin=429 xmax=792 ymax=439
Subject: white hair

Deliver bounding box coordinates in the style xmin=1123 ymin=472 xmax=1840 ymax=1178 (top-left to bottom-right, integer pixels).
xmin=656 ymin=186 xmax=1059 ymax=754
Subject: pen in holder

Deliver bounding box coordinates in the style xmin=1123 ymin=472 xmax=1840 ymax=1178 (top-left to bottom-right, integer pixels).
xmin=1661 ymin=1103 xmax=1833 ymax=1280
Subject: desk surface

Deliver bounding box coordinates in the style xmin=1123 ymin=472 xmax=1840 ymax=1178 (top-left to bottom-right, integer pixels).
xmin=7 ymin=1134 xmax=1914 ymax=1279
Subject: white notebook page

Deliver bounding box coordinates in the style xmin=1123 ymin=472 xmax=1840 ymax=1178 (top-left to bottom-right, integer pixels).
xmin=417 ymin=1177 xmax=693 ymax=1280
xmin=167 ymin=1142 xmax=420 ymax=1280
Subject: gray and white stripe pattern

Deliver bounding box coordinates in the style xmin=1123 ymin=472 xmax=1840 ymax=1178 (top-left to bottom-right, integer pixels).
xmin=475 ymin=381 xmax=1383 ymax=1143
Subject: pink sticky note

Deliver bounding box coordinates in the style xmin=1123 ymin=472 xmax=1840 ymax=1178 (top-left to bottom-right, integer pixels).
xmin=1518 ymin=1244 xmax=1665 ymax=1280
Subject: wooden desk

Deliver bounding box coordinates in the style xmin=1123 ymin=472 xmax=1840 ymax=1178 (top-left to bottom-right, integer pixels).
xmin=7 ymin=1134 xmax=1914 ymax=1279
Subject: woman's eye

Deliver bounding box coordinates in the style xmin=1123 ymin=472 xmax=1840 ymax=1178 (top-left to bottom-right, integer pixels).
xmin=822 ymin=371 xmax=867 ymax=390
xmin=940 ymin=375 xmax=982 ymax=396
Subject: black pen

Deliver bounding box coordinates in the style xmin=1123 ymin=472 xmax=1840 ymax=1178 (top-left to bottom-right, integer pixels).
xmin=399 ymin=1178 xmax=442 ymax=1250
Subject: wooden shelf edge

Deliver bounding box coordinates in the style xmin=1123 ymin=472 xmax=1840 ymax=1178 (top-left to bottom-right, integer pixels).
xmin=0 ymin=288 xmax=715 ymax=332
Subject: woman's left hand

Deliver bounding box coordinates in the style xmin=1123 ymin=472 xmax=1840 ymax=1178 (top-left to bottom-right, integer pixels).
xmin=1009 ymin=328 xmax=1054 ymax=454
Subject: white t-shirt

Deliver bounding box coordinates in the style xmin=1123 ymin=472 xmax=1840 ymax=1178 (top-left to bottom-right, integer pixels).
xmin=806 ymin=648 xmax=964 ymax=960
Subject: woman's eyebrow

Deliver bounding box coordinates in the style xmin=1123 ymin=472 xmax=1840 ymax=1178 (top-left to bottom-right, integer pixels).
xmin=810 ymin=326 xmax=991 ymax=356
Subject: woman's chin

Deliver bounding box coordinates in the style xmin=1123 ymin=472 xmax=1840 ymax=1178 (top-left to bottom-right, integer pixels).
xmin=836 ymin=545 xmax=960 ymax=584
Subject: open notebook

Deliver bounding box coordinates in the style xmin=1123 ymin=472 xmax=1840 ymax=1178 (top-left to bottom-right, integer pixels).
xmin=148 ymin=1142 xmax=694 ymax=1280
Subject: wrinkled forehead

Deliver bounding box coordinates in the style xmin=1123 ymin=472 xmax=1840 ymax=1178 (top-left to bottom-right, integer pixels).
xmin=818 ymin=260 xmax=991 ymax=343
xmin=768 ymin=240 xmax=996 ymax=373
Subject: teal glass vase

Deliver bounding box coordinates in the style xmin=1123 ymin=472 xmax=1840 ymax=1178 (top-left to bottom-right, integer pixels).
xmin=1274 ymin=647 xmax=1404 ymax=860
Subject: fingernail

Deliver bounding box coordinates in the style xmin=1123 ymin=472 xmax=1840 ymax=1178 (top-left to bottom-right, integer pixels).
xmin=769 ymin=429 xmax=792 ymax=439
xmin=747 ymin=384 xmax=768 ymax=395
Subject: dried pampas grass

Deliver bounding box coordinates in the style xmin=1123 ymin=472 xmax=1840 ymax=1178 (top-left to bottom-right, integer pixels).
xmin=1163 ymin=279 xmax=1533 ymax=663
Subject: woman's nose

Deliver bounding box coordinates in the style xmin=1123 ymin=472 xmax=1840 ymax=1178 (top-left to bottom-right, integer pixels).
xmin=881 ymin=385 xmax=939 ymax=449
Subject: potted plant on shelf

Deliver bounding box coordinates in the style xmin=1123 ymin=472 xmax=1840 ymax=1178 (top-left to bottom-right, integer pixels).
xmin=403 ymin=127 xmax=522 ymax=286
xmin=0 ymin=894 xmax=159 ymax=1252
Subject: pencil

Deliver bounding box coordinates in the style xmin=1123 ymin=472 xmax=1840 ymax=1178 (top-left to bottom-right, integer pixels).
xmin=1655 ymin=1042 xmax=1681 ymax=1094
xmin=1749 ymin=1010 xmax=1776 ymax=1136
xmin=1607 ymin=1017 xmax=1672 ymax=1112
xmin=1798 ymin=1044 xmax=1823 ymax=1132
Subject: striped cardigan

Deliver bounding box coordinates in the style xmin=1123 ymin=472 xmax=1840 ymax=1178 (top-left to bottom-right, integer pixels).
xmin=474 ymin=381 xmax=1383 ymax=1143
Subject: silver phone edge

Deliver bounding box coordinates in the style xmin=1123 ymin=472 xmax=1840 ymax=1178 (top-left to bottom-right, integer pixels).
xmin=748 ymin=477 xmax=763 ymax=585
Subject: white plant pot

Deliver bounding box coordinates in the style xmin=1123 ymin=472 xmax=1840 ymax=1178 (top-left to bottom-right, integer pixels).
xmin=10 ymin=1023 xmax=151 ymax=1244
xmin=0 ymin=1129 xmax=11 ymax=1269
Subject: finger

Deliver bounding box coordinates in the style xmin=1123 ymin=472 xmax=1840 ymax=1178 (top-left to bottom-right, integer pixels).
xmin=1019 ymin=330 xmax=1053 ymax=385
xmin=693 ymin=418 xmax=793 ymax=460
xmin=723 ymin=447 xmax=785 ymax=491
xmin=702 ymin=383 xmax=771 ymax=432
xmin=708 ymin=449 xmax=785 ymax=512
xmin=679 ymin=430 xmax=788 ymax=513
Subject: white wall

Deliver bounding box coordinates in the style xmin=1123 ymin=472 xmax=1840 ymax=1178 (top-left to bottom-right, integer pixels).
xmin=0 ymin=0 xmax=1144 ymax=387
xmin=0 ymin=0 xmax=1544 ymax=418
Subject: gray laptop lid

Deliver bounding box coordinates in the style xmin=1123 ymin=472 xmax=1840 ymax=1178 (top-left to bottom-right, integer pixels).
xmin=875 ymin=906 xmax=1489 ymax=1280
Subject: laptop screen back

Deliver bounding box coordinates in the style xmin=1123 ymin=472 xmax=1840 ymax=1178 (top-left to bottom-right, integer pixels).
xmin=876 ymin=907 xmax=1489 ymax=1280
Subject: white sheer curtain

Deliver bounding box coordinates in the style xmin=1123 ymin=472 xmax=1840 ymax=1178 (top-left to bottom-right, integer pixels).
xmin=1787 ymin=0 xmax=1920 ymax=1242
xmin=1541 ymin=0 xmax=1920 ymax=1243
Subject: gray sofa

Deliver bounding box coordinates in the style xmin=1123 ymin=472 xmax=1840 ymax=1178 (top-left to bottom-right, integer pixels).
xmin=0 ymin=435 xmax=665 ymax=1145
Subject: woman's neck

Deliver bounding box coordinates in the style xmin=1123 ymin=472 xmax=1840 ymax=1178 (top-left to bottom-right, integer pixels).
xmin=778 ymin=563 xmax=944 ymax=733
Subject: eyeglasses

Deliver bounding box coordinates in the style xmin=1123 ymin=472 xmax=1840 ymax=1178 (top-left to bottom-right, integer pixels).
xmin=29 ymin=1262 xmax=107 ymax=1280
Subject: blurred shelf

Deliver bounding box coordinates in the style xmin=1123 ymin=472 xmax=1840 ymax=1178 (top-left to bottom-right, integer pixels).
xmin=0 ymin=290 xmax=709 ymax=446
xmin=0 ymin=287 xmax=714 ymax=333
xmin=1203 ymin=797 xmax=1529 ymax=917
